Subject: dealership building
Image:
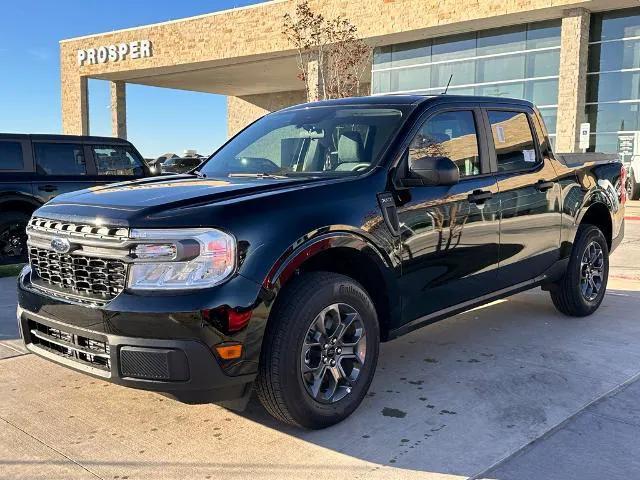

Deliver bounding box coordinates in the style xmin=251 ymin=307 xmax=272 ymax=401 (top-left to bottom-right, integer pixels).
xmin=61 ymin=0 xmax=640 ymax=155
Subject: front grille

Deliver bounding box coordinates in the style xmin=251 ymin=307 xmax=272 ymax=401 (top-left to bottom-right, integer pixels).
xmin=28 ymin=217 xmax=129 ymax=240
xmin=27 ymin=319 xmax=111 ymax=372
xmin=29 ymin=246 xmax=127 ymax=300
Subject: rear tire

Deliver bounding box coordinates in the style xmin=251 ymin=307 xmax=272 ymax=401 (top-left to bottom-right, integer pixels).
xmin=256 ymin=272 xmax=379 ymax=429
xmin=627 ymin=170 xmax=640 ymax=200
xmin=550 ymin=224 xmax=609 ymax=317
xmin=0 ymin=211 xmax=30 ymax=265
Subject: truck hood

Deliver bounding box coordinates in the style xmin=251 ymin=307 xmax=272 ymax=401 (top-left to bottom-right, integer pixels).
xmin=36 ymin=174 xmax=319 ymax=225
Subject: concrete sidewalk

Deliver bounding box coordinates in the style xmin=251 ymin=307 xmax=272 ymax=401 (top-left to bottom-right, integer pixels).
xmin=1 ymin=213 xmax=639 ymax=480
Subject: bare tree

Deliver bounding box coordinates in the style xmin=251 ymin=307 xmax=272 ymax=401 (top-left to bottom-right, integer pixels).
xmin=283 ymin=0 xmax=371 ymax=101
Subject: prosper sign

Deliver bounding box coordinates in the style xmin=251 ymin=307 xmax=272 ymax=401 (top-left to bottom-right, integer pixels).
xmin=77 ymin=40 xmax=152 ymax=66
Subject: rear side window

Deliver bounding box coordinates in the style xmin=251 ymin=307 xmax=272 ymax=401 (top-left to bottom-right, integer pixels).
xmin=487 ymin=111 xmax=539 ymax=172
xmin=409 ymin=110 xmax=481 ymax=177
xmin=0 ymin=141 xmax=24 ymax=170
xmin=92 ymin=145 xmax=145 ymax=176
xmin=34 ymin=143 xmax=86 ymax=175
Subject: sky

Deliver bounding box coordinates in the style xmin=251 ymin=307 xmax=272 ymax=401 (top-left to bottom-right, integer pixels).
xmin=0 ymin=0 xmax=267 ymax=158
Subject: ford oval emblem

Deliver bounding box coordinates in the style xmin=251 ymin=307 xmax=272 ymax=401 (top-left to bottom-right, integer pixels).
xmin=50 ymin=237 xmax=71 ymax=254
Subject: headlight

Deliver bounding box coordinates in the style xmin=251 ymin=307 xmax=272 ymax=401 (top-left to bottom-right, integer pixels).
xmin=127 ymin=229 xmax=236 ymax=291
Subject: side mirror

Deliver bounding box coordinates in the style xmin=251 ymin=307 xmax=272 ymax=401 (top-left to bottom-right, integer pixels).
xmin=409 ymin=156 xmax=460 ymax=186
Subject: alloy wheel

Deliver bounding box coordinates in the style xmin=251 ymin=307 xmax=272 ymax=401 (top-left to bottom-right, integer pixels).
xmin=0 ymin=222 xmax=27 ymax=260
xmin=580 ymin=240 xmax=604 ymax=301
xmin=300 ymin=303 xmax=367 ymax=404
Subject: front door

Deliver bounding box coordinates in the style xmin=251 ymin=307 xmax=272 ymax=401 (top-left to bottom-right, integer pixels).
xmin=397 ymin=108 xmax=501 ymax=324
xmin=484 ymin=108 xmax=562 ymax=287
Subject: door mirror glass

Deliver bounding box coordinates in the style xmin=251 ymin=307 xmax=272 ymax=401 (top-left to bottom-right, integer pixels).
xmin=410 ymin=155 xmax=460 ymax=186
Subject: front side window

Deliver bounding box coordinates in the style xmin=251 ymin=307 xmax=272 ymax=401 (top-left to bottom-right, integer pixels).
xmin=34 ymin=143 xmax=85 ymax=175
xmin=93 ymin=146 xmax=145 ymax=176
xmin=409 ymin=110 xmax=481 ymax=178
xmin=200 ymin=106 xmax=409 ymax=178
xmin=487 ymin=110 xmax=539 ymax=172
xmin=0 ymin=141 xmax=24 ymax=170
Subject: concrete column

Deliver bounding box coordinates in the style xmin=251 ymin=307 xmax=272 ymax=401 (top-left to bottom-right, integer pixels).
xmin=110 ymin=81 xmax=127 ymax=139
xmin=61 ymin=76 xmax=89 ymax=135
xmin=306 ymin=58 xmax=324 ymax=102
xmin=555 ymin=8 xmax=591 ymax=153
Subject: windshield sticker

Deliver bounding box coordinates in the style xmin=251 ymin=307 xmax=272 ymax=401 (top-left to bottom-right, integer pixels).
xmin=523 ymin=149 xmax=536 ymax=163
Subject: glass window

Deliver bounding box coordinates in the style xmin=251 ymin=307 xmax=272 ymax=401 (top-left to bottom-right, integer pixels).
xmin=586 ymin=103 xmax=640 ymax=132
xmin=409 ymin=110 xmax=481 ymax=178
xmin=476 ymin=82 xmax=525 ymax=99
xmin=488 ymin=110 xmax=539 ymax=172
xmin=0 ymin=141 xmax=24 ymax=170
xmin=373 ymin=46 xmax=392 ymax=70
xmin=477 ymin=25 xmax=526 ymax=56
xmin=34 ymin=143 xmax=86 ymax=175
xmin=432 ymin=33 xmax=476 ymax=62
xmin=391 ymin=66 xmax=430 ymax=92
xmin=591 ymin=8 xmax=640 ymax=42
xmin=93 ymin=146 xmax=145 ymax=176
xmin=372 ymin=71 xmax=391 ymax=94
xmin=525 ymin=78 xmax=559 ymax=106
xmin=391 ymin=40 xmax=430 ymax=68
xmin=588 ymin=40 xmax=640 ymax=72
xmin=200 ymin=106 xmax=409 ymax=177
xmin=526 ymin=49 xmax=560 ymax=77
xmin=587 ymin=71 xmax=640 ymax=103
xmin=477 ymin=54 xmax=524 ymax=83
xmin=431 ymin=60 xmax=475 ymax=88
xmin=526 ymin=20 xmax=562 ymax=49
xmin=538 ymin=108 xmax=558 ymax=134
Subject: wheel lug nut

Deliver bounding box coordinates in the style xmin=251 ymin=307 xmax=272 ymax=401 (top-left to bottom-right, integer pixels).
xmin=323 ymin=344 xmax=329 ymax=349
xmin=346 ymin=387 xmax=352 ymax=394
xmin=331 ymin=338 xmax=337 ymax=344
xmin=330 ymin=359 xmax=336 ymax=366
xmin=336 ymin=348 xmax=342 ymax=354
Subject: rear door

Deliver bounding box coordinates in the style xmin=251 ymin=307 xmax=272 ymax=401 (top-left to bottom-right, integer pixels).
xmin=89 ymin=143 xmax=149 ymax=184
xmin=397 ymin=106 xmax=501 ymax=323
xmin=484 ymin=107 xmax=562 ymax=287
xmin=32 ymin=140 xmax=96 ymax=202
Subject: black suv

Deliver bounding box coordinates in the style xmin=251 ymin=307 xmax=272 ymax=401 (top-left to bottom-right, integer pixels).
xmin=17 ymin=96 xmax=625 ymax=429
xmin=0 ymin=134 xmax=151 ymax=264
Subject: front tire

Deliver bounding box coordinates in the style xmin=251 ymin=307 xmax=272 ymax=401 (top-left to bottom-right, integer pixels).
xmin=0 ymin=211 xmax=30 ymax=265
xmin=256 ymin=272 xmax=379 ymax=429
xmin=550 ymin=224 xmax=609 ymax=317
xmin=627 ymin=170 xmax=640 ymax=200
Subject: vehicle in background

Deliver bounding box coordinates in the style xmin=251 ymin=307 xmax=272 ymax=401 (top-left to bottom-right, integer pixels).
xmin=0 ymin=134 xmax=151 ymax=264
xmin=626 ymin=155 xmax=640 ymax=200
xmin=161 ymin=156 xmax=204 ymax=174
xmin=156 ymin=152 xmax=178 ymax=166
xmin=17 ymin=95 xmax=625 ymax=428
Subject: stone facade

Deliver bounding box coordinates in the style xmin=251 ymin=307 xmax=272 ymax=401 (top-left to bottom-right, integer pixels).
xmin=110 ymin=81 xmax=127 ymax=139
xmin=59 ymin=0 xmax=639 ymax=150
xmin=556 ymin=8 xmax=591 ymax=153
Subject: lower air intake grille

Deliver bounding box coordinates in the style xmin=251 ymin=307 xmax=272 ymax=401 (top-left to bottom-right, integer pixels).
xmin=28 ymin=320 xmax=111 ymax=372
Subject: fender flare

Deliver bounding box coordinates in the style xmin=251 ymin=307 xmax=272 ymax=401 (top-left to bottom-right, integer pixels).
xmin=0 ymin=192 xmax=43 ymax=211
xmin=264 ymin=230 xmax=394 ymax=289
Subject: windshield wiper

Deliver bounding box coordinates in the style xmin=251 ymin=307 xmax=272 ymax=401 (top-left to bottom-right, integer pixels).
xmin=228 ymin=172 xmax=289 ymax=179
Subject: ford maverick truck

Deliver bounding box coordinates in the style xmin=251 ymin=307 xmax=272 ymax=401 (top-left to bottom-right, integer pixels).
xmin=17 ymin=95 xmax=625 ymax=429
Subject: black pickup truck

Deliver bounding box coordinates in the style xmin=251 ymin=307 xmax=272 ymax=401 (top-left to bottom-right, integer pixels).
xmin=0 ymin=134 xmax=151 ymax=264
xmin=17 ymin=95 xmax=625 ymax=429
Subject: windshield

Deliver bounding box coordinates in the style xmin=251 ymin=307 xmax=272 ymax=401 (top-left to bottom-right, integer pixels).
xmin=200 ymin=105 xmax=409 ymax=177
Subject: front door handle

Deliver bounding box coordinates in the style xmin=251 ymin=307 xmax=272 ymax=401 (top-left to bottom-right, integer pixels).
xmin=468 ymin=190 xmax=493 ymax=204
xmin=38 ymin=185 xmax=58 ymax=193
xmin=536 ymin=180 xmax=555 ymax=192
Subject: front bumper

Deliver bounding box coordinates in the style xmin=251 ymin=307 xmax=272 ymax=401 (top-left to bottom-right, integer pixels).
xmin=16 ymin=268 xmax=267 ymax=405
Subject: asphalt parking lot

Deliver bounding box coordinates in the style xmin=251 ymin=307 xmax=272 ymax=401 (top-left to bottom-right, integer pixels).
xmin=1 ymin=203 xmax=640 ymax=480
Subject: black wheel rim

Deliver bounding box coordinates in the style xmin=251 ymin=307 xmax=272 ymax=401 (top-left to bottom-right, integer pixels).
xmin=300 ymin=303 xmax=367 ymax=404
xmin=580 ymin=240 xmax=604 ymax=301
xmin=0 ymin=222 xmax=28 ymax=260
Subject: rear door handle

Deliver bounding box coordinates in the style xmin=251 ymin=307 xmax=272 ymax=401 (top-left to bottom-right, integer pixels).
xmin=468 ymin=190 xmax=493 ymax=204
xmin=536 ymin=180 xmax=555 ymax=192
xmin=38 ymin=185 xmax=58 ymax=193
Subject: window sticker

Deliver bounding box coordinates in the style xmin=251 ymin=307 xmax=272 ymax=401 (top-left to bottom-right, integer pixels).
xmin=496 ymin=125 xmax=506 ymax=143
xmin=523 ymin=149 xmax=536 ymax=163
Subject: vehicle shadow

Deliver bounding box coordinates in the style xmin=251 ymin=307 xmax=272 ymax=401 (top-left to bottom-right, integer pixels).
xmin=236 ymin=287 xmax=640 ymax=476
